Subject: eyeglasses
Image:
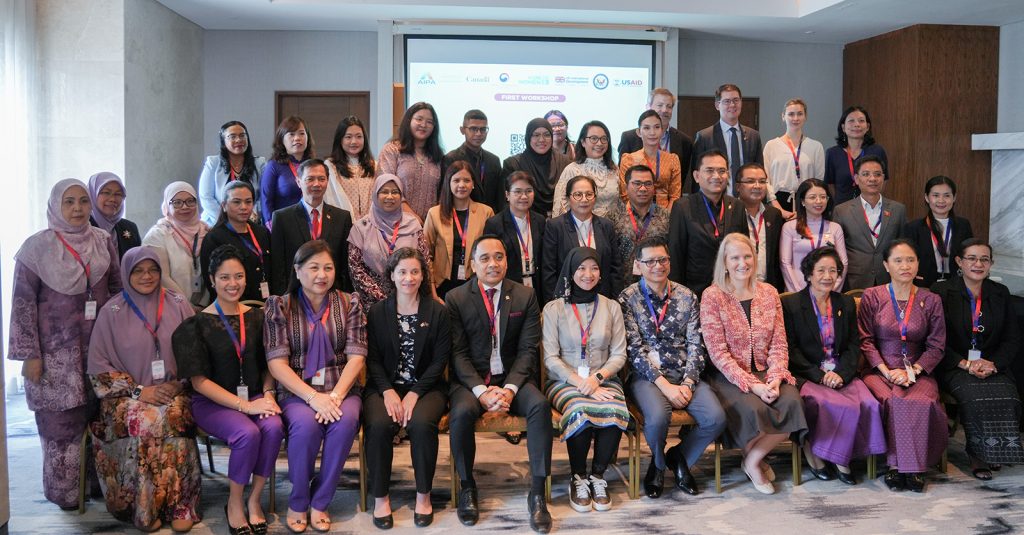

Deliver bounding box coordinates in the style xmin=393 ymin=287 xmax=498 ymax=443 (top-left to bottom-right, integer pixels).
xmin=168 ymin=198 xmax=197 ymax=209
xmin=465 ymin=126 xmax=489 ymax=134
xmin=531 ymin=132 xmax=553 ymax=140
xmin=737 ymin=179 xmax=768 ymax=185
xmin=718 ymin=98 xmax=741 ymax=106
xmin=570 ymin=191 xmax=596 ymax=201
xmin=962 ymin=256 xmax=992 ymax=265
xmin=548 ymin=121 xmax=567 ymax=129
xmin=585 ymin=136 xmax=609 ymax=144
xmin=629 ymin=181 xmax=655 ymax=190
xmin=637 ymin=256 xmax=670 ymax=267
xmin=225 ymin=133 xmax=248 ymax=142
xmin=701 ymin=167 xmax=730 ymax=176
xmin=98 ymin=190 xmax=126 ymax=199
xmin=509 ymin=188 xmax=534 ymax=197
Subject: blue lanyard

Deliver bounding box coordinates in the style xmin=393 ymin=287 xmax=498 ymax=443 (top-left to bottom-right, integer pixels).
xmin=810 ymin=293 xmax=835 ymax=361
xmin=639 ymin=278 xmax=671 ymax=334
xmin=965 ymin=286 xmax=983 ymax=348
xmin=700 ymin=192 xmax=724 ymax=238
xmin=122 ymin=289 xmax=164 ymax=357
xmin=887 ymin=283 xmax=916 ymax=358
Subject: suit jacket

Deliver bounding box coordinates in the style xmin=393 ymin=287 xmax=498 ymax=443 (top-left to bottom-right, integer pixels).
xmin=931 ymin=277 xmax=1019 ymax=377
xmin=423 ymin=201 xmax=494 ymax=286
xmin=832 ymin=197 xmax=906 ymax=291
xmin=781 ymin=289 xmax=860 ymax=387
xmin=541 ymin=212 xmax=622 ymax=301
xmin=446 ymin=276 xmax=541 ymax=391
xmin=740 ymin=204 xmax=785 ymax=292
xmin=483 ymin=209 xmax=547 ymax=303
xmin=269 ymin=201 xmax=353 ymax=295
xmin=618 ymin=126 xmax=694 ymax=190
xmin=441 ymin=144 xmax=504 ymax=213
xmin=667 ymin=193 xmax=747 ymax=298
xmin=691 ymin=122 xmax=763 ymax=192
xmin=901 ymin=216 xmax=974 ymax=288
xmin=365 ymin=294 xmax=450 ymax=396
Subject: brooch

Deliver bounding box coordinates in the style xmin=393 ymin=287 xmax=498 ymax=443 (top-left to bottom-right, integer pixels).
xmin=110 ymin=304 xmax=121 ymax=312
xmin=420 ymin=321 xmax=429 ymax=327
xmin=121 ymin=229 xmax=133 ymax=240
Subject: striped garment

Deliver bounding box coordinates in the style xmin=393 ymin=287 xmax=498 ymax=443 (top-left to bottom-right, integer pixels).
xmin=546 ymin=379 xmax=630 ymax=441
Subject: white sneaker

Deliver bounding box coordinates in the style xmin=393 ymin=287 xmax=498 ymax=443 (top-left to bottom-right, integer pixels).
xmin=569 ymin=474 xmax=592 ymax=512
xmin=589 ymin=475 xmax=611 ymax=511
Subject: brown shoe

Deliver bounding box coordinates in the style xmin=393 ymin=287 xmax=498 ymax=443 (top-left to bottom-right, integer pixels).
xmin=589 ymin=475 xmax=611 ymax=511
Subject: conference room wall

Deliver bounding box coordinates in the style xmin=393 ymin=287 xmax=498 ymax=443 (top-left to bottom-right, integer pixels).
xmin=678 ymin=37 xmax=844 ymax=148
xmin=999 ymin=19 xmax=1024 ymax=132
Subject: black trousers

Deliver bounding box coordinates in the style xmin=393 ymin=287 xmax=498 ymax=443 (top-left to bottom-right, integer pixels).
xmin=449 ymin=381 xmax=552 ymax=484
xmin=363 ymin=387 xmax=448 ymax=497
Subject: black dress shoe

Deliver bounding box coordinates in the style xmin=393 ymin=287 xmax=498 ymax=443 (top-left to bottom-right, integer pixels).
xmin=666 ymin=446 xmax=699 ymax=495
xmin=372 ymin=514 xmax=394 ymax=530
xmin=413 ymin=512 xmax=434 ymax=527
xmin=836 ymin=469 xmax=857 ymax=485
xmin=226 ymin=505 xmax=254 ymax=535
xmin=906 ymin=473 xmax=926 ymax=493
xmin=457 ymin=487 xmax=479 ymax=526
xmin=807 ymin=462 xmax=836 ymax=481
xmin=884 ymin=469 xmax=906 ymax=491
xmin=644 ymin=462 xmax=665 ymax=498
xmin=527 ymin=491 xmax=552 ymax=533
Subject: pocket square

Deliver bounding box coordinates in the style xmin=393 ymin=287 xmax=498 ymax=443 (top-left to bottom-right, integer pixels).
xmin=509 ymin=311 xmax=523 ymax=318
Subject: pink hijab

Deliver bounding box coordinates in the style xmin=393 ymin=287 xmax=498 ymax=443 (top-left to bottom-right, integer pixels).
xmin=347 ymin=174 xmax=422 ymax=273
xmin=88 ymin=171 xmax=126 ymax=232
xmin=14 ymin=178 xmax=113 ymax=295
xmin=155 ymin=181 xmax=208 ymax=252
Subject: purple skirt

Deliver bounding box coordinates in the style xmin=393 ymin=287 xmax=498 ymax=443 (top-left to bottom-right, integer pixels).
xmin=800 ymin=378 xmax=887 ymax=465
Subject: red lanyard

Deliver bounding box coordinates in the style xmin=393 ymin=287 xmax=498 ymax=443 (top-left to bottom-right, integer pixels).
xmin=861 ymin=203 xmax=882 ymax=239
xmin=122 ymin=288 xmax=165 ymax=346
xmin=627 ymin=202 xmax=653 ymax=241
xmin=380 ymin=221 xmax=401 ymax=254
xmin=700 ymin=193 xmax=726 ymax=238
xmin=288 ymin=161 xmax=300 ymax=180
xmin=214 ymin=301 xmax=246 ymax=363
xmin=887 ymin=284 xmax=916 ymax=357
xmin=171 ymin=227 xmax=199 ymax=260
xmin=845 ymin=147 xmax=859 ymax=178
xmin=784 ymin=135 xmax=803 ymax=181
xmin=513 ymin=215 xmax=531 ymax=264
xmin=570 ymin=298 xmax=599 ymax=354
xmin=229 ymin=166 xmax=237 ymax=180
xmin=925 ymin=214 xmax=953 ymax=272
xmin=640 ymin=279 xmax=671 ymax=334
xmin=54 ymin=231 xmax=91 ymax=284
xmin=747 ymin=211 xmax=764 ymax=251
xmin=573 ymin=215 xmax=593 ymax=247
xmin=965 ymin=286 xmax=982 ymax=348
xmin=452 ymin=209 xmax=468 ymax=250
xmin=244 ymin=224 xmax=264 ymax=259
xmin=479 ymin=284 xmax=500 ymax=337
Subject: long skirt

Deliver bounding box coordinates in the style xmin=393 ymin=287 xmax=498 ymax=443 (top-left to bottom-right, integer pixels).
xmin=800 ymin=378 xmax=887 ymax=465
xmin=862 ymin=372 xmax=947 ymax=473
xmin=35 ymin=404 xmax=98 ymax=508
xmin=90 ymin=392 xmax=201 ymax=529
xmin=943 ymin=370 xmax=1024 ymax=464
xmin=706 ymin=371 xmax=807 ymax=450
xmin=546 ymin=378 xmax=630 ymax=441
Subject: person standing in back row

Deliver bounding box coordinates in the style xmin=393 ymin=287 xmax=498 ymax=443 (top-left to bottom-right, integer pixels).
xmin=691 ymin=84 xmax=762 ymax=196
xmin=442 ymin=109 xmax=505 ymax=213
xmin=617 ymin=88 xmax=694 ymax=192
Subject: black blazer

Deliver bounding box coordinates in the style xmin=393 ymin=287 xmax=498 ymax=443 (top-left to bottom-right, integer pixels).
xmin=365 ymin=295 xmax=450 ymax=396
xmin=269 ymin=202 xmax=353 ymax=295
xmin=483 ymin=209 xmax=547 ymax=303
xmin=667 ymin=192 xmax=746 ymax=298
xmin=691 ymin=122 xmax=763 ymax=191
xmin=931 ymin=277 xmax=1019 ymax=377
xmin=781 ymin=289 xmax=860 ymax=387
xmin=901 ymin=216 xmax=974 ymax=288
xmin=200 ymin=222 xmax=272 ymax=302
xmin=91 ymin=216 xmax=141 ymax=260
xmin=541 ymin=212 xmax=622 ymax=301
xmin=742 ymin=205 xmax=785 ymax=292
xmin=442 ymin=144 xmax=504 ymax=213
xmin=446 ymin=276 xmax=541 ymax=391
xmin=618 ymin=126 xmax=694 ymax=191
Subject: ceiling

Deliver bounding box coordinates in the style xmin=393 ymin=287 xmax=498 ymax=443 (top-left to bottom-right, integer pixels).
xmin=156 ymin=0 xmax=1024 ymax=44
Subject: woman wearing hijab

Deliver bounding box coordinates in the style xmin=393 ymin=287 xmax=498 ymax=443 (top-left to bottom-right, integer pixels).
xmin=348 ymin=174 xmax=433 ymax=308
xmin=143 ymin=181 xmax=210 ymax=307
xmin=88 ymin=171 xmax=141 ymax=258
xmin=542 ymin=247 xmax=629 ymax=513
xmin=502 ymin=118 xmax=573 ymax=217
xmin=7 ymin=179 xmax=121 ymax=509
xmin=87 ymin=246 xmax=201 ymax=532
xmin=265 ymin=240 xmax=367 ymax=533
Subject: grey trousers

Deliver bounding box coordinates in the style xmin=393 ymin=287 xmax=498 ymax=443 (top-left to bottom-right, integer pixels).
xmin=630 ymin=379 xmax=727 ymax=469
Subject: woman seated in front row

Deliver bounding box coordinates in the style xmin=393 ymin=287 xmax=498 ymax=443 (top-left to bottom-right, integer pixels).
xmin=265 ymin=240 xmax=367 ymax=532
xmin=932 ymin=239 xmax=1023 ymax=480
xmin=363 ymin=247 xmax=450 ymax=529
xmin=781 ymin=247 xmax=886 ymax=485
xmin=858 ymin=238 xmax=947 ymax=492
xmin=87 ymin=246 xmax=201 ymax=532
xmin=701 ymin=233 xmax=807 ymax=495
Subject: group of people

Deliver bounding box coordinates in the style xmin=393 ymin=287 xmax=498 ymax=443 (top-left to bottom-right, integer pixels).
xmin=8 ymin=84 xmax=1021 ymax=534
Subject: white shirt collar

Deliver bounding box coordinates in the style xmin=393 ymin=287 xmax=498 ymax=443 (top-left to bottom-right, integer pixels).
xmin=860 ymin=195 xmax=883 ymax=211
xmin=301 ymin=198 xmax=324 ymax=216
xmin=720 ymin=119 xmax=740 ymax=133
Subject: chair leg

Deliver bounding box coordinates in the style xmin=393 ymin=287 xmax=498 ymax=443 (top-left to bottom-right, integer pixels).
xmin=792 ymin=441 xmax=802 ymax=486
xmin=78 ymin=431 xmax=88 ymax=514
xmin=940 ymin=450 xmax=948 ymax=473
xmin=193 ymin=437 xmax=204 ymax=475
xmin=449 ymin=451 xmax=458 ymax=508
xmin=545 ymin=475 xmax=552 ymax=502
xmin=358 ymin=430 xmax=368 ymax=513
xmin=629 ymin=430 xmax=640 ymax=499
xmin=867 ymin=455 xmax=877 ymax=480
xmin=269 ymin=467 xmax=276 ymax=514
xmin=714 ymin=441 xmax=722 ymax=494
xmin=205 ymin=435 xmax=215 ymax=473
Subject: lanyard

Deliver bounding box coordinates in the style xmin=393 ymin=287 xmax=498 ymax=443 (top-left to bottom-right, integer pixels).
xmin=379 ymin=221 xmax=401 ymax=254
xmin=288 ymin=161 xmax=300 ymax=181
xmin=627 ymin=202 xmax=653 ymax=240
xmin=887 ymin=283 xmax=917 ymax=357
xmin=54 ymin=232 xmax=92 ymax=296
xmin=237 ymin=224 xmax=265 ymax=265
xmin=512 ymin=214 xmax=532 ymax=264
xmin=639 ymin=278 xmax=671 ymax=334
xmin=784 ymin=135 xmax=804 ymax=181
xmin=747 ymin=211 xmax=764 ymax=251
xmin=807 ymin=218 xmax=826 ymax=249
xmin=644 ymin=150 xmax=661 ymax=180
xmin=700 ymin=192 xmax=726 ymax=238
xmin=123 ymin=288 xmax=165 ymax=355
xmin=214 ymin=301 xmax=247 ymax=365
xmin=965 ymin=286 xmax=983 ymax=348
xmin=171 ymin=227 xmax=200 ymax=269
xmin=572 ymin=214 xmax=593 ymax=248
xmin=452 ymin=209 xmax=468 ymax=250
xmin=926 ymin=215 xmax=953 ymax=272
xmin=479 ymin=284 xmax=501 ymax=339
xmin=861 ymin=202 xmax=882 ymax=239
xmin=659 ymin=131 xmax=670 ymax=152
xmin=845 ymin=147 xmax=859 ymax=178
xmin=810 ymin=294 xmax=835 ymax=360
xmin=570 ymin=297 xmax=599 ymax=357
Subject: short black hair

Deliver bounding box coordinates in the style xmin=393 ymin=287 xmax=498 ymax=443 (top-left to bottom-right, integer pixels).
xmin=505 ymin=170 xmax=536 ymax=191
xmin=624 ymin=165 xmax=654 ymax=183
xmin=635 ymin=235 xmax=669 ymax=260
xmin=637 ymin=109 xmax=660 ymax=127
xmin=385 ymin=247 xmax=433 ymax=298
xmin=298 ymin=158 xmax=327 ymax=178
xmin=799 ymin=246 xmax=844 ymax=282
xmin=696 ymin=149 xmax=729 ymax=169
xmin=470 ymin=233 xmax=506 ymax=259
xmin=208 ymin=244 xmax=247 ymax=284
xmin=853 ymin=154 xmax=884 ymax=175
xmin=883 ymin=238 xmax=917 ymax=262
xmin=463 ymin=109 xmax=487 ymax=123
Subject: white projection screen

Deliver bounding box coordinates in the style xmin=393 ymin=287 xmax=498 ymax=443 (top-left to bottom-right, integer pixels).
xmin=405 ymin=36 xmax=656 ymax=160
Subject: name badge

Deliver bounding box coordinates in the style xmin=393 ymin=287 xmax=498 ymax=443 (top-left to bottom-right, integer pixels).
xmin=311 ymin=368 xmax=325 ymax=386
xmin=577 ymin=365 xmax=591 ymax=378
xmin=523 ymin=276 xmax=533 ymax=288
xmin=968 ymin=349 xmax=982 ymax=361
xmin=151 ymin=359 xmax=166 ymax=382
xmin=260 ymin=281 xmax=270 ymax=299
xmin=457 ymin=264 xmax=467 ymax=280
xmin=821 ymin=360 xmax=836 ymax=372
xmin=822 ymin=233 xmax=833 ymax=246
xmin=524 ymin=259 xmax=533 ymax=274
xmin=905 ymin=364 xmax=916 ymax=383
xmin=84 ymin=300 xmax=97 ymax=320
xmin=236 ymin=385 xmax=249 ymax=400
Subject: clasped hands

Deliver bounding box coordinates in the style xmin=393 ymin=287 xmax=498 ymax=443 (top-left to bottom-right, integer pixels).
xmin=138 ymin=381 xmax=184 ymax=406
xmin=383 ymin=389 xmax=420 ymax=426
xmin=965 ymin=358 xmax=996 ymax=379
xmin=309 ymin=391 xmax=344 ymax=423
xmin=239 ymin=392 xmax=282 ymax=419
xmin=479 ymin=386 xmax=514 ymax=412
xmin=750 ymin=379 xmax=783 ymax=404
xmin=577 ymin=374 xmax=617 ymax=402
xmin=821 ymin=371 xmax=845 ymax=389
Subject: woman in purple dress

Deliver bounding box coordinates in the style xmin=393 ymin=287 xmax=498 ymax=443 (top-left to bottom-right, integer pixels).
xmin=782 ymin=247 xmax=886 ymax=485
xmin=261 ymin=115 xmax=314 ymax=219
xmin=859 ymin=238 xmax=947 ymax=492
xmin=8 ymin=178 xmax=121 ymax=509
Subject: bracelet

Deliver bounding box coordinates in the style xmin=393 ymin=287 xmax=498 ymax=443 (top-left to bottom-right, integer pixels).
xmin=681 ymin=382 xmax=695 ymax=391
xmin=235 ymin=399 xmax=243 ymax=412
xmin=263 ymin=388 xmax=277 ymax=396
xmin=329 ymin=391 xmax=340 ymax=401
xmin=304 ymin=390 xmax=317 ymax=404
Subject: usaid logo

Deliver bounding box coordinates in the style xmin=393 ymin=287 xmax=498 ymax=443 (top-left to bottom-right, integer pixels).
xmin=592 ymin=74 xmax=609 ymax=90
xmin=614 ymin=79 xmax=644 ymax=87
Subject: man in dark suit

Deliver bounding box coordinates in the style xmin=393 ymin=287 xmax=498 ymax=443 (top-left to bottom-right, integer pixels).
xmin=668 ymin=149 xmax=747 ymax=298
xmin=734 ymin=163 xmax=785 ymax=291
xmin=832 ymin=155 xmax=906 ymax=290
xmin=269 ymin=158 xmax=353 ymax=295
xmin=442 ymin=109 xmax=505 ymax=213
xmin=691 ymin=84 xmax=762 ymax=196
xmin=446 ymin=235 xmax=551 ymax=532
xmin=618 ymin=87 xmax=694 ymax=190
xmin=482 ymin=172 xmax=547 ymax=303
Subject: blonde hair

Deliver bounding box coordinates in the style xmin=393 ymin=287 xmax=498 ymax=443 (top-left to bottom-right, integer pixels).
xmin=648 ymin=87 xmax=676 ymax=106
xmin=784 ymin=98 xmax=807 ymax=113
xmin=712 ymin=232 xmax=758 ymax=293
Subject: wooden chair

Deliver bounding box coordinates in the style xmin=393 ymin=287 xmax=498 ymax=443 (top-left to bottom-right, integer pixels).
xmin=77 ymin=430 xmax=90 ymax=514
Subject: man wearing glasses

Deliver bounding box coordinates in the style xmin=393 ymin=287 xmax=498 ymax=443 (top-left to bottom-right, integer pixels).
xmin=607 ymin=165 xmax=670 ymax=290
xmin=734 ymin=163 xmax=786 ymax=291
xmin=617 ymin=88 xmax=695 ymax=190
xmin=691 ymin=84 xmax=763 ymax=196
xmin=443 ymin=109 xmax=504 ymax=212
xmin=619 ymin=235 xmax=727 ymax=498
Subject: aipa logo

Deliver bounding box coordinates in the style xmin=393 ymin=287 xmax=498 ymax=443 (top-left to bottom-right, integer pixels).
xmin=417 ymin=73 xmax=436 ymax=85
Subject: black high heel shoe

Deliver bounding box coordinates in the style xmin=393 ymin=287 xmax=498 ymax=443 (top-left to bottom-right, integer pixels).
xmin=225 ymin=505 xmax=254 ymax=535
xmin=246 ymin=507 xmax=268 ymax=535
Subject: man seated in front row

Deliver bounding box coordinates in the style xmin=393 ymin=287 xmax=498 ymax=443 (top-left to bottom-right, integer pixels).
xmin=619 ymin=235 xmax=726 ymax=498
xmin=446 ymin=234 xmax=552 ymax=533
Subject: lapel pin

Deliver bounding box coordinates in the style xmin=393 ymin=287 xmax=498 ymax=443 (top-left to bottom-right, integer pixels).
xmin=883 ymin=210 xmax=891 ymax=217
xmin=838 ymin=309 xmax=842 ymax=317
xmin=420 ymin=321 xmax=429 ymax=327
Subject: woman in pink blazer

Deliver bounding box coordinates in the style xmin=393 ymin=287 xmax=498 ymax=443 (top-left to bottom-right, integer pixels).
xmin=701 ymin=233 xmax=807 ymax=494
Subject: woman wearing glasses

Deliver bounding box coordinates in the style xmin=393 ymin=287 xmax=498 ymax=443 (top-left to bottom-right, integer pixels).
xmin=545 ymin=110 xmax=576 ymax=161
xmin=199 ymin=120 xmax=267 ymax=226
xmin=552 ymin=121 xmax=619 ymax=218
xmin=541 ymin=175 xmax=622 ymax=301
xmin=618 ymin=110 xmax=682 ymax=210
xmin=483 ymin=171 xmax=548 ymax=303
xmin=932 ymin=240 xmax=1022 ymax=480
xmin=143 ymin=182 xmax=210 ymax=307
xmin=502 ymin=118 xmax=572 ymax=217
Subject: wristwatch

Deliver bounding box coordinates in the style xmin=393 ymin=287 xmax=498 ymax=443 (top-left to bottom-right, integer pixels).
xmin=594 ymin=372 xmax=605 ymax=382
xmin=131 ymin=385 xmax=144 ymax=399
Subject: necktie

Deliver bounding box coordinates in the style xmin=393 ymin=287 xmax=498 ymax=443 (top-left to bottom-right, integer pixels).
xmin=311 ymin=208 xmax=321 ymax=239
xmin=729 ymin=126 xmax=741 ymax=189
xmin=486 ymin=287 xmax=496 ymax=305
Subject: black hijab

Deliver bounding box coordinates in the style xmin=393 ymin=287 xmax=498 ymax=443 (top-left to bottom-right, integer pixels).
xmin=555 ymin=246 xmax=600 ymax=304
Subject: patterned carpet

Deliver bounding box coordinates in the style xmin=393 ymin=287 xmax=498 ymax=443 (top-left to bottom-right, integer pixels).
xmin=6 ymin=423 xmax=1024 ymax=534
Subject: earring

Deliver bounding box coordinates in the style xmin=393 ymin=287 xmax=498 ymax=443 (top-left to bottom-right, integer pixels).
xmin=957 ymin=268 xmax=963 ymax=277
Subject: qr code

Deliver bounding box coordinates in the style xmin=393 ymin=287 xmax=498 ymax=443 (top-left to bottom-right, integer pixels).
xmin=509 ymin=134 xmax=526 ymax=155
